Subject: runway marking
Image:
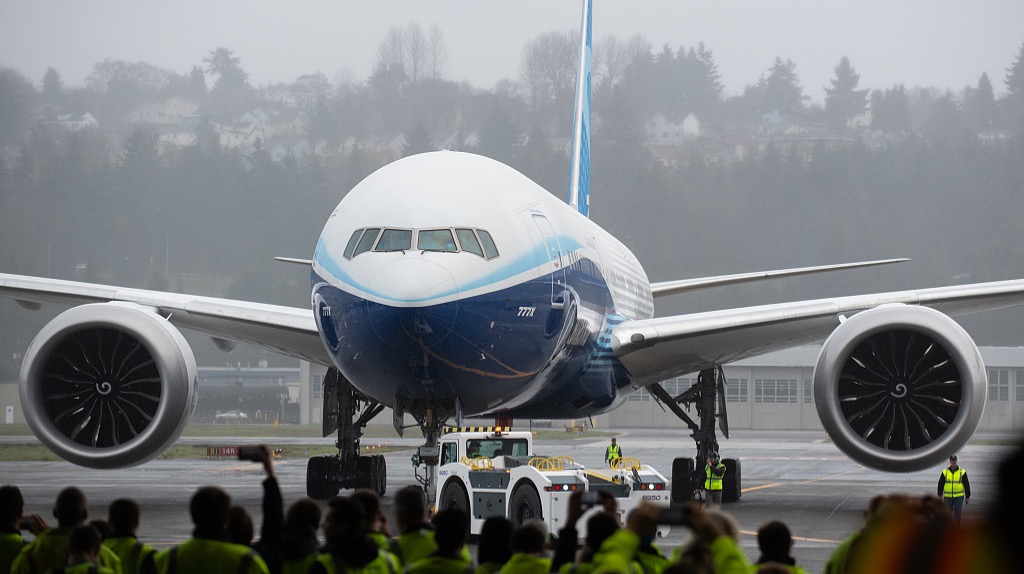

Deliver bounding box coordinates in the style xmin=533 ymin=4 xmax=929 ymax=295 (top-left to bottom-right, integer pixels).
xmin=741 ymin=483 xmax=783 ymax=493
xmin=739 ymin=530 xmax=841 ymax=545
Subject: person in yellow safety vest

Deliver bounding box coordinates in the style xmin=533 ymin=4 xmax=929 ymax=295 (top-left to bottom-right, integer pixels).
xmin=475 ymin=516 xmax=513 ymax=574
xmin=102 ymin=498 xmax=156 ymax=574
xmin=750 ymin=520 xmax=807 ymax=574
xmin=937 ymin=454 xmax=971 ymax=523
xmin=56 ymin=525 xmax=116 ymax=574
xmin=153 ymin=486 xmax=268 ymax=574
xmin=309 ymin=497 xmax=397 ymax=574
xmin=704 ymin=453 xmax=726 ymax=508
xmin=404 ymin=509 xmax=473 ymax=574
xmin=605 ymin=438 xmax=623 ymax=467
xmin=501 ymin=520 xmax=552 ymax=574
xmin=0 ymin=485 xmax=31 ymax=574
xmin=278 ymin=498 xmax=321 ymax=574
xmin=350 ymin=489 xmax=396 ymax=559
xmin=11 ymin=486 xmax=123 ymax=574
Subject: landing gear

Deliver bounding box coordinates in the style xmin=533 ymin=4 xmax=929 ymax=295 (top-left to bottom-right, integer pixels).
xmin=405 ymin=400 xmax=453 ymax=504
xmin=305 ymin=368 xmax=387 ymax=499
xmin=649 ymin=366 xmax=742 ymax=504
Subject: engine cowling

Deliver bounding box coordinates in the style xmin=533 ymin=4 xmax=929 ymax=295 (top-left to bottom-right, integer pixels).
xmin=20 ymin=302 xmax=198 ymax=468
xmin=813 ymin=305 xmax=986 ymax=472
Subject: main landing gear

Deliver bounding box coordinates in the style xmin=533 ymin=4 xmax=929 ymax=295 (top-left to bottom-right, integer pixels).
xmin=648 ymin=366 xmax=742 ymax=504
xmin=306 ymin=368 xmax=387 ymax=499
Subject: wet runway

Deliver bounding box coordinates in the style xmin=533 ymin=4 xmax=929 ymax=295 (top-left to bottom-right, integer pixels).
xmin=2 ymin=428 xmax=1018 ymax=573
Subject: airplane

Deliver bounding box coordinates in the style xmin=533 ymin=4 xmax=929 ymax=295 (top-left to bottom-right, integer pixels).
xmin=3 ymin=0 xmax=1024 ymax=506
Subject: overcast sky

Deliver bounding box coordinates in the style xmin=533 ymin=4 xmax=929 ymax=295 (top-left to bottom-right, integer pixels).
xmin=2 ymin=1 xmax=1022 ymax=103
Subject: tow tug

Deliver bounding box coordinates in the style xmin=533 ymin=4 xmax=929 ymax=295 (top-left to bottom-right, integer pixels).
xmin=423 ymin=427 xmax=671 ymax=537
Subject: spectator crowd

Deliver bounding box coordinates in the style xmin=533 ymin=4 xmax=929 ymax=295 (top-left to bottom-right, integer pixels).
xmin=1 ymin=442 xmax=1021 ymax=574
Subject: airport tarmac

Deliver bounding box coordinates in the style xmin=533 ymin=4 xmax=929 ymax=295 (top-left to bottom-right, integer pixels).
xmin=2 ymin=428 xmax=1019 ymax=573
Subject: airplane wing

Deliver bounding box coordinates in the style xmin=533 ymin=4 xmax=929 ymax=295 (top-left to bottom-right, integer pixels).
xmin=612 ymin=278 xmax=1024 ymax=386
xmin=0 ymin=273 xmax=331 ymax=366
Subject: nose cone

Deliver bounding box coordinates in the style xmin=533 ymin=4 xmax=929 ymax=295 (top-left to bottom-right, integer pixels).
xmin=367 ymin=259 xmax=459 ymax=348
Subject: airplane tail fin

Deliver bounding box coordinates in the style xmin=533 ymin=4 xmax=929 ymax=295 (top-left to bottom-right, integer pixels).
xmin=567 ymin=0 xmax=592 ymax=218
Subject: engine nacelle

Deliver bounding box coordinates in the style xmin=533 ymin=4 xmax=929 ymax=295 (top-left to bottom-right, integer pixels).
xmin=20 ymin=302 xmax=198 ymax=468
xmin=814 ymin=305 xmax=986 ymax=472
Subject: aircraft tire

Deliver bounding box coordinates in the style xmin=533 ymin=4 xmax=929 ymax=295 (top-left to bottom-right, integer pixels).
xmin=722 ymin=458 xmax=742 ymax=503
xmin=355 ymin=455 xmax=374 ymax=489
xmin=306 ymin=455 xmax=339 ymax=500
xmin=373 ymin=455 xmax=387 ymax=496
xmin=439 ymin=479 xmax=470 ymax=518
xmin=508 ymin=483 xmax=543 ymax=529
xmin=670 ymin=457 xmax=695 ymax=504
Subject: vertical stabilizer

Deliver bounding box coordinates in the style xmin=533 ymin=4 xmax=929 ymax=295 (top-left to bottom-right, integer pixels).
xmin=567 ymin=0 xmax=592 ymax=218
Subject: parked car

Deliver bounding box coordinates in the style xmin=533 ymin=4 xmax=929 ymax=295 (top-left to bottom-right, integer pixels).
xmin=215 ymin=410 xmax=249 ymax=422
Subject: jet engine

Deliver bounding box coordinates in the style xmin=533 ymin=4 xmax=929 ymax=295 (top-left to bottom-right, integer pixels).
xmin=813 ymin=305 xmax=986 ymax=472
xmin=19 ymin=302 xmax=198 ymax=469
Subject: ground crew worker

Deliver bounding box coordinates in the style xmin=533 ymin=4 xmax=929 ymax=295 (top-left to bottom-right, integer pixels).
xmin=103 ymin=498 xmax=156 ymax=574
xmin=309 ymin=496 xmax=396 ymax=574
xmin=751 ymin=520 xmax=807 ymax=574
xmin=0 ymin=485 xmax=30 ymax=574
xmin=11 ymin=486 xmax=123 ymax=574
xmin=501 ymin=520 xmax=551 ymax=574
xmin=605 ymin=438 xmax=623 ymax=467
xmin=937 ymin=454 xmax=971 ymax=523
xmin=404 ymin=509 xmax=472 ymax=574
xmin=704 ymin=453 xmax=726 ymax=507
xmin=153 ymin=486 xmax=268 ymax=574
xmin=388 ymin=486 xmax=437 ymax=567
xmin=55 ymin=525 xmax=116 ymax=574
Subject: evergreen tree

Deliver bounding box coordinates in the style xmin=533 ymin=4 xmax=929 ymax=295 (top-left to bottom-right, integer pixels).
xmin=401 ymin=123 xmax=433 ymax=157
xmin=0 ymin=68 xmax=34 ymax=146
xmin=870 ymin=85 xmax=912 ymax=132
xmin=477 ymin=105 xmax=520 ymax=164
xmin=1004 ymin=41 xmax=1024 ymax=126
xmin=41 ymin=68 xmax=63 ymax=106
xmin=965 ymin=72 xmax=997 ymax=132
xmin=824 ymin=56 xmax=869 ymax=130
xmin=758 ymin=57 xmax=807 ymax=118
xmin=690 ymin=43 xmax=723 ymax=121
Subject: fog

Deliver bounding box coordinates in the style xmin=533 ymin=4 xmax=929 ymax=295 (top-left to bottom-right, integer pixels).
xmin=2 ymin=1 xmax=1023 ymax=101
xmin=1 ymin=0 xmax=1024 ymax=375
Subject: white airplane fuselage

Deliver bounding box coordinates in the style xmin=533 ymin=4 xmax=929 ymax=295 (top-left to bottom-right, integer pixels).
xmin=311 ymin=151 xmax=653 ymax=417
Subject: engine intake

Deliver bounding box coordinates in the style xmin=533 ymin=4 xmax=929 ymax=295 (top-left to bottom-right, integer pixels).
xmin=814 ymin=305 xmax=986 ymax=472
xmin=20 ymin=302 xmax=198 ymax=468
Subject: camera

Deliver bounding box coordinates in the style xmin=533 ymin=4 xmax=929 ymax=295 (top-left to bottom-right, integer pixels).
xmin=238 ymin=446 xmax=265 ymax=462
xmin=657 ymin=506 xmax=689 ymax=525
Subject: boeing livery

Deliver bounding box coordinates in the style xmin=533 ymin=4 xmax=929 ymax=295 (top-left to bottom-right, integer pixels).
xmin=3 ymin=0 xmax=1024 ymax=502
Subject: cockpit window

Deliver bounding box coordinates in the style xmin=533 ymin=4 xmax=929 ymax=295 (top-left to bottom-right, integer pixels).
xmin=418 ymin=229 xmax=458 ymax=252
xmin=455 ymin=228 xmax=484 ymax=257
xmin=343 ymin=230 xmax=363 ymax=259
xmin=477 ymin=230 xmax=499 ymax=259
xmin=353 ymin=227 xmax=381 ymax=257
xmin=374 ymin=228 xmax=413 ymax=252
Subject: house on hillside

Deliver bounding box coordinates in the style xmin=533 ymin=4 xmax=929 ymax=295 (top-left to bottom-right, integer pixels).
xmin=54 ymin=112 xmax=99 ymax=131
xmin=131 ymin=97 xmax=200 ymax=125
xmin=647 ymin=113 xmax=700 ymax=146
xmin=265 ymin=136 xmax=313 ymax=164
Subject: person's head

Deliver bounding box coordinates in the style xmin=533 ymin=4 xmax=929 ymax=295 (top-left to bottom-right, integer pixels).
xmin=709 ymin=452 xmax=720 ymax=464
xmin=477 ymin=516 xmax=513 ymax=565
xmin=54 ymin=486 xmax=88 ymax=527
xmin=227 ymin=505 xmax=254 ymax=546
xmin=190 ymin=486 xmax=231 ymax=531
xmin=322 ymin=496 xmax=365 ymax=544
xmin=706 ymin=509 xmax=740 ymax=541
xmin=285 ymin=498 xmax=322 ymax=538
xmin=949 ymin=454 xmax=958 ymax=468
xmin=108 ymin=498 xmax=140 ymax=535
xmin=0 ymin=485 xmax=24 ymax=528
xmin=394 ymin=485 xmax=427 ymax=530
xmin=756 ymin=521 xmax=793 ymax=560
xmin=584 ymin=511 xmax=619 ymax=553
xmin=351 ymin=488 xmax=385 ymax=534
xmin=67 ymin=524 xmax=102 ymax=563
xmin=511 ymin=520 xmax=548 ymax=555
xmin=611 ymin=438 xmax=616 ymax=445
xmin=431 ymin=509 xmax=469 ymax=556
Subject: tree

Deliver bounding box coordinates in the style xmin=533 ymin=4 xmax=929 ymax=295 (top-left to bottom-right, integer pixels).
xmin=401 ymin=123 xmax=433 ymax=157
xmin=204 ymin=47 xmax=249 ymax=87
xmin=0 ymin=68 xmax=34 ymax=146
xmin=824 ymin=56 xmax=869 ymax=130
xmin=477 ymin=105 xmax=521 ymax=164
xmin=964 ymin=72 xmax=997 ymax=132
xmin=427 ymin=25 xmax=449 ymax=81
xmin=41 ymin=68 xmax=63 ymax=106
xmin=870 ymin=85 xmax=912 ymax=132
xmin=519 ymin=30 xmax=578 ymax=133
xmin=291 ymin=73 xmax=332 ymax=112
xmin=689 ymin=43 xmax=724 ymax=120
xmin=758 ymin=57 xmax=807 ymax=117
xmin=1004 ymin=41 xmax=1024 ymax=126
